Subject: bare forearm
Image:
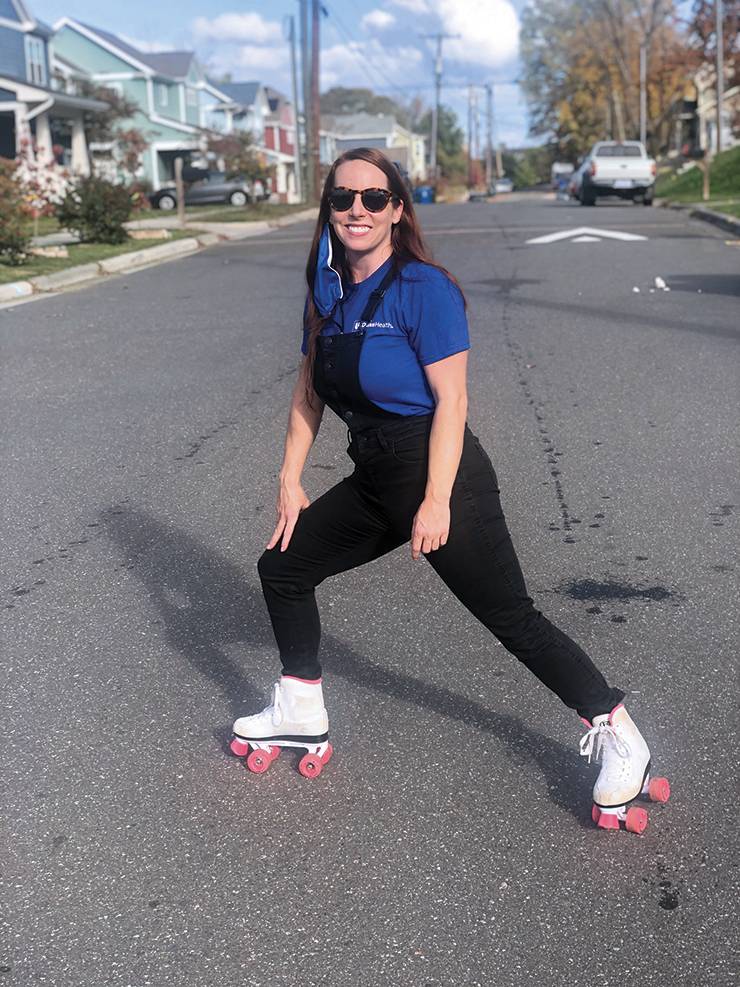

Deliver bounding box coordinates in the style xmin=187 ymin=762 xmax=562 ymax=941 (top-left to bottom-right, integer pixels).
xmin=425 ymin=396 xmax=468 ymax=503
xmin=280 ymin=373 xmax=325 ymax=484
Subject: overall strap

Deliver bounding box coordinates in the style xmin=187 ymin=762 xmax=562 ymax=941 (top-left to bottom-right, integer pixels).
xmin=359 ymin=264 xmax=401 ymax=325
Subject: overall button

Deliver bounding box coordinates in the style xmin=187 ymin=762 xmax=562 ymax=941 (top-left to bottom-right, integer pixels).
xmin=326 ymin=361 xmax=335 ymax=370
xmin=344 ymin=411 xmax=353 ymax=421
xmin=325 ymin=336 xmax=333 ymax=346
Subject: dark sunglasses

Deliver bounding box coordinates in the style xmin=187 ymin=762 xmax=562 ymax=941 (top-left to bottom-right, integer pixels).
xmin=328 ymin=186 xmax=399 ymax=213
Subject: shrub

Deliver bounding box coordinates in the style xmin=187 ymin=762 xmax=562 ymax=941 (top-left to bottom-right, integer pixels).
xmin=56 ymin=176 xmax=132 ymax=243
xmin=0 ymin=159 xmax=31 ymax=265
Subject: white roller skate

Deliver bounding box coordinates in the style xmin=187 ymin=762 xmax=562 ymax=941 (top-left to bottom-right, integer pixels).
xmin=580 ymin=704 xmax=670 ymax=834
xmin=230 ymin=675 xmax=332 ymax=779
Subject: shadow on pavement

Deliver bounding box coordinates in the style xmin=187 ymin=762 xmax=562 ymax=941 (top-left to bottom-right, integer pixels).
xmin=102 ymin=505 xmax=594 ymax=827
xmin=662 ymin=273 xmax=740 ymax=297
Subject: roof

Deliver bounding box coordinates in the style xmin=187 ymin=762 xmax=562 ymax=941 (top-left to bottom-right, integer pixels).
xmin=78 ymin=23 xmax=195 ymax=79
xmin=216 ymin=81 xmax=261 ymax=109
xmin=321 ymin=112 xmax=398 ymax=137
xmin=0 ymin=73 xmax=108 ymax=111
xmin=141 ymin=51 xmax=194 ymax=78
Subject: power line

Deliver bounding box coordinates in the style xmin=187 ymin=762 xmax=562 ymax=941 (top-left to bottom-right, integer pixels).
xmin=322 ymin=2 xmax=410 ymax=103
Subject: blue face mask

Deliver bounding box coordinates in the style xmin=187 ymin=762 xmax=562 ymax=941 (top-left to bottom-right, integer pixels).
xmin=313 ymin=223 xmax=343 ymax=317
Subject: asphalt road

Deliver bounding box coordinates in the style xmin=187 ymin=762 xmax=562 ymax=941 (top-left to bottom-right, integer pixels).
xmin=2 ymin=194 xmax=738 ymax=987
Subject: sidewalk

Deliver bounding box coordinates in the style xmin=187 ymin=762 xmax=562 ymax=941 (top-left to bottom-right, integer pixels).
xmin=3 ymin=206 xmax=318 ymax=305
xmin=657 ymin=199 xmax=740 ymax=237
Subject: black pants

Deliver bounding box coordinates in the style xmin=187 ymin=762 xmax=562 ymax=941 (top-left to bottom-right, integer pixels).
xmin=258 ymin=415 xmax=624 ymax=721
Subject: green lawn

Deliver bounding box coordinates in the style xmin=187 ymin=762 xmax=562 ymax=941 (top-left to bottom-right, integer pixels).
xmin=655 ymin=144 xmax=740 ymax=206
xmin=0 ymin=230 xmax=193 ymax=285
xmin=182 ymin=202 xmax=312 ymax=224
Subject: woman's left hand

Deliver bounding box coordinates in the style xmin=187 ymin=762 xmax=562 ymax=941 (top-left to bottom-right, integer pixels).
xmin=411 ymin=497 xmax=450 ymax=560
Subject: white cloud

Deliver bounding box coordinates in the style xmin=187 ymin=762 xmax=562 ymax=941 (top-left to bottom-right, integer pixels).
xmin=321 ymin=41 xmax=423 ymax=89
xmin=207 ymin=43 xmax=290 ymax=77
xmin=436 ymin=0 xmax=519 ymax=67
xmin=361 ymin=9 xmax=397 ymax=31
xmin=192 ymin=12 xmax=282 ymax=46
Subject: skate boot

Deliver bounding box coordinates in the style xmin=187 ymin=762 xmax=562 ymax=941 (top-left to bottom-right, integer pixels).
xmin=579 ymin=703 xmax=670 ymax=834
xmin=230 ymin=675 xmax=332 ymax=778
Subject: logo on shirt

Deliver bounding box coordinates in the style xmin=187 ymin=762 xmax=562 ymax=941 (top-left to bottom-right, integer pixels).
xmin=354 ymin=320 xmax=394 ymax=330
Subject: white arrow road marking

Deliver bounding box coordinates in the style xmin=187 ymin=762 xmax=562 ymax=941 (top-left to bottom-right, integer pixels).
xmin=571 ymin=235 xmax=601 ymax=242
xmin=526 ymin=226 xmax=648 ymax=244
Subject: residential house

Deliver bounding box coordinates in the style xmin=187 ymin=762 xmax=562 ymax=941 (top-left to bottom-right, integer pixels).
xmin=694 ymin=64 xmax=739 ymax=153
xmin=0 ymin=0 xmax=106 ymax=171
xmin=320 ymin=112 xmax=427 ymax=181
xmin=51 ymin=18 xmax=231 ymax=188
xmin=263 ymin=86 xmax=298 ymax=202
xmin=206 ymin=80 xmax=299 ymax=202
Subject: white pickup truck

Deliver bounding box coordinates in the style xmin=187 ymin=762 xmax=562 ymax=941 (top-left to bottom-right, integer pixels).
xmin=578 ymin=141 xmax=656 ymax=206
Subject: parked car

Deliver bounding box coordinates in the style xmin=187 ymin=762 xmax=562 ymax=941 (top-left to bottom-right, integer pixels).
xmin=494 ymin=177 xmax=514 ymax=194
xmin=577 ymin=141 xmax=656 ymax=206
xmin=150 ymin=171 xmax=252 ymax=210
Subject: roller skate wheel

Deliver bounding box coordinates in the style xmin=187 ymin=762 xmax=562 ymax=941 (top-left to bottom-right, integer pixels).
xmin=298 ymin=752 xmax=323 ymax=779
xmin=625 ymin=806 xmax=649 ymax=835
xmin=648 ymin=776 xmax=671 ymax=803
xmin=322 ymin=743 xmax=333 ymax=765
xmin=596 ymin=811 xmax=620 ymax=831
xmin=591 ymin=804 xmax=601 ymax=825
xmin=230 ymin=738 xmax=249 ymax=757
xmin=246 ymin=749 xmax=273 ymax=774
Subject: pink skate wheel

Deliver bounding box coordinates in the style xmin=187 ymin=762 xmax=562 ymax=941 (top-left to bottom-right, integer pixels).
xmin=648 ymin=777 xmax=671 ymax=803
xmin=591 ymin=805 xmax=601 ymax=825
xmin=322 ymin=743 xmax=334 ymax=764
xmin=268 ymin=745 xmax=281 ymax=762
xmin=230 ymin=738 xmax=249 ymax=757
xmin=625 ymin=806 xmax=649 ymax=834
xmin=298 ymin=753 xmax=323 ymax=779
xmin=246 ymin=749 xmax=272 ymax=774
xmin=596 ymin=811 xmax=620 ymax=831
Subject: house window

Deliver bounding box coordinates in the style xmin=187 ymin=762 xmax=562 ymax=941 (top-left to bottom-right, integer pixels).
xmin=157 ymin=84 xmax=168 ymax=106
xmin=186 ymin=88 xmax=197 ymax=107
xmin=25 ymin=36 xmax=47 ymax=87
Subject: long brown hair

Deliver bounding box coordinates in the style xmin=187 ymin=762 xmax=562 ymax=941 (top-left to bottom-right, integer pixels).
xmin=302 ymin=147 xmax=464 ymax=407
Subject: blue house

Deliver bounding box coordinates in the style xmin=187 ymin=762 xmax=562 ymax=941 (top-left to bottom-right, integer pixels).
xmin=51 ymin=19 xmax=237 ymax=189
xmin=0 ymin=0 xmax=105 ymax=170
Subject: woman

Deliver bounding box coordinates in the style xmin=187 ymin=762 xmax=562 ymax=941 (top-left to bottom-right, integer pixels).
xmin=231 ymin=148 xmax=669 ymax=831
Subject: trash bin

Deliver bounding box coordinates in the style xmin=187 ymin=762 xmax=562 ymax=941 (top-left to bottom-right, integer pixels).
xmin=413 ymin=185 xmax=436 ymax=204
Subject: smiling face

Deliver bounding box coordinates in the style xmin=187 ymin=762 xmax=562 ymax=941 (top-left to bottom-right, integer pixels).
xmin=329 ymin=159 xmax=404 ymax=271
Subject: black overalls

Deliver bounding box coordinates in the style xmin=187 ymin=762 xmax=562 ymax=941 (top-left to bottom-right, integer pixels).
xmin=257 ymin=267 xmax=624 ymax=722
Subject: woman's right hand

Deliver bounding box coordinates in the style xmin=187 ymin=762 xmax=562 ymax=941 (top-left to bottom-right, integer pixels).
xmin=266 ymin=481 xmax=311 ymax=552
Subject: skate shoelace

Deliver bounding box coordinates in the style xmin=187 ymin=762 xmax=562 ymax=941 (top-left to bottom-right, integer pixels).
xmin=579 ymin=722 xmax=630 ymax=764
xmin=264 ymin=682 xmax=283 ymax=726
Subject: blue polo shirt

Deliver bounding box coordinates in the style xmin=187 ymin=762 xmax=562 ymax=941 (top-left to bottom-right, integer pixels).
xmin=301 ymin=258 xmax=470 ymax=416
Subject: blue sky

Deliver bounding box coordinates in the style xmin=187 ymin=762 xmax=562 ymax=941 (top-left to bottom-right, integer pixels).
xmin=32 ymin=0 xmax=534 ymax=146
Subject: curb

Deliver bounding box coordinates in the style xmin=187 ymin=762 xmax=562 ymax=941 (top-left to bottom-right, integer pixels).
xmin=31 ymin=263 xmax=101 ymax=292
xmin=1 ymin=208 xmax=317 ymax=306
xmin=0 ymin=280 xmax=34 ymax=302
xmin=98 ymin=237 xmax=200 ymax=274
xmin=657 ymin=199 xmax=740 ymax=237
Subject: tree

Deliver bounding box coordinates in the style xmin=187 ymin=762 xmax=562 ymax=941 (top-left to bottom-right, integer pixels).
xmin=417 ymin=105 xmax=467 ymax=181
xmin=71 ymin=79 xmax=139 ymax=145
xmin=320 ymin=87 xmax=414 ymax=128
xmin=207 ymin=131 xmax=270 ymax=183
xmin=521 ymin=0 xmax=690 ymax=157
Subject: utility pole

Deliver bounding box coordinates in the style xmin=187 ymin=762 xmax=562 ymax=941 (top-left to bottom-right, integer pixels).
xmin=300 ymin=0 xmax=313 ymax=203
xmin=467 ymin=85 xmax=474 ymax=188
xmin=639 ymin=43 xmax=647 ymax=147
xmin=285 ymin=15 xmax=303 ymax=202
xmin=716 ymin=0 xmax=724 ymax=155
xmin=485 ymin=83 xmax=493 ymax=190
xmin=472 ymin=87 xmax=479 ymax=177
xmin=420 ymin=32 xmax=459 ymax=183
xmin=310 ymin=0 xmax=321 ymax=201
